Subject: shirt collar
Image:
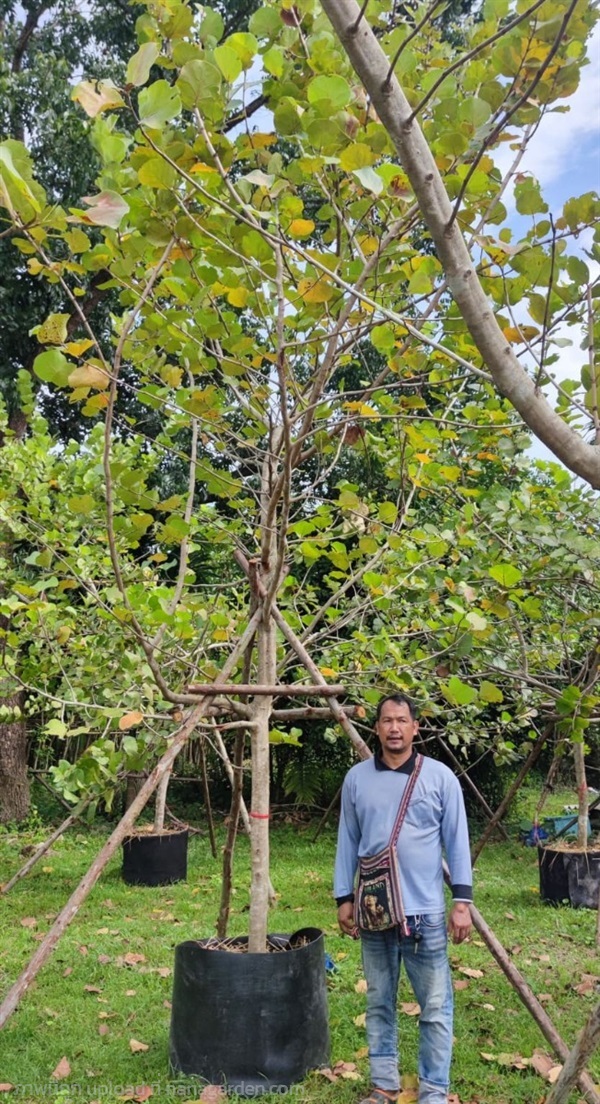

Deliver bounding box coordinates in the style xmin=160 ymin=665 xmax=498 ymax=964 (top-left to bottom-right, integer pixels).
xmin=374 ymin=748 xmax=418 ymax=774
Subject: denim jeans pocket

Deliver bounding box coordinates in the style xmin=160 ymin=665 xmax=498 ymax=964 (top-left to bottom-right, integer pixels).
xmin=420 ymin=912 xmax=446 ymax=928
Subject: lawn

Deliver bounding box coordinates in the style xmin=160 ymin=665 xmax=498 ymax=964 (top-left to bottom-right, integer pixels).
xmin=0 ymin=800 xmax=598 ymax=1104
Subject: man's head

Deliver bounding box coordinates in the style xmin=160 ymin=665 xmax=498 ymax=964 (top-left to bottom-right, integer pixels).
xmin=375 ymin=693 xmax=419 ymax=766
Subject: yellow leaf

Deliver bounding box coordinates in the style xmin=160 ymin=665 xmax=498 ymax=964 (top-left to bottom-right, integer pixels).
xmin=227 ymin=287 xmax=249 ymax=308
xmin=65 ymin=339 xmax=95 ymax=357
xmin=414 ymin=452 xmax=431 ymax=463
xmin=353 ymin=1012 xmax=366 ymax=1027
xmin=502 ymin=325 xmax=540 ymax=344
xmin=72 ymin=80 xmax=124 ymax=118
xmin=68 ymin=362 xmax=110 ymax=390
xmin=56 ymin=627 xmax=71 ymax=645
xmin=37 ymin=312 xmax=70 ymax=345
xmin=297 ymin=277 xmax=334 ymax=304
xmin=319 ymin=667 xmax=337 ymax=677
xmin=119 ymin=711 xmax=144 ymax=731
xmin=288 ymin=218 xmax=315 ymax=238
xmin=190 ymin=162 xmax=218 ymax=174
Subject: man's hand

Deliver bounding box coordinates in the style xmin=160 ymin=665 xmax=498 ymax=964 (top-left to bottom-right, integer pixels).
xmin=338 ymin=901 xmax=358 ymax=937
xmin=448 ymin=901 xmax=472 ymax=944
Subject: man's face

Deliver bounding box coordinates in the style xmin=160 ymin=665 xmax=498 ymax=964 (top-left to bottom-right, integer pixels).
xmin=375 ymin=700 xmax=419 ymax=763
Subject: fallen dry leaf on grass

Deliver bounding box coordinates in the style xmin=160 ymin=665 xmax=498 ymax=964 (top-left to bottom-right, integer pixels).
xmin=400 ymin=1002 xmax=421 ymax=1016
xmin=51 ymin=1057 xmax=71 ymax=1080
xmin=118 ymin=1087 xmax=154 ymax=1102
xmin=458 ymin=967 xmax=484 ymax=979
xmin=530 ymin=1049 xmax=562 ymax=1083
xmin=129 ymin=1038 xmax=149 ymax=1053
xmin=20 ymin=916 xmax=37 ymax=928
xmin=353 ymin=1012 xmax=366 ymax=1027
xmin=84 ymin=984 xmax=102 ymax=993
xmin=319 ymin=1060 xmax=360 ymax=1082
xmin=120 ymin=953 xmax=147 ymax=967
xmin=355 ymin=978 xmax=367 ymax=993
xmin=199 ymin=1087 xmax=228 ymax=1103
xmin=98 ymin=1024 xmax=109 ymax=1036
xmin=0 ymin=1085 xmax=15 ymax=1093
xmin=453 ymin=980 xmax=469 ymax=991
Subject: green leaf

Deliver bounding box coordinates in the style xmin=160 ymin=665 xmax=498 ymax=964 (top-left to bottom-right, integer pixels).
xmin=137 ymin=157 xmax=177 ymax=190
xmin=307 ymin=75 xmax=352 ymax=110
xmin=46 ymin=719 xmax=68 ymax=737
xmin=479 ymin=681 xmax=504 ymax=703
xmin=227 ymin=32 xmax=258 ymax=69
xmin=138 ymin=80 xmax=182 ymax=128
xmin=488 ymin=563 xmax=522 ymax=587
xmin=67 ymin=494 xmax=95 ymax=515
xmin=353 ymin=167 xmax=384 ymax=195
xmin=378 ymin=501 xmax=398 ymax=525
xmin=269 ymin=727 xmax=302 ymax=746
xmin=177 ymin=60 xmax=222 ymax=111
xmin=340 ymin=143 xmax=375 ymax=171
xmin=442 ymin=677 xmax=478 ymax=706
xmin=33 ymin=349 xmax=71 ymax=386
xmin=126 ymin=42 xmax=160 ymax=87
xmin=249 ymin=7 xmax=281 ymax=37
xmin=214 ymin=45 xmax=243 ymax=83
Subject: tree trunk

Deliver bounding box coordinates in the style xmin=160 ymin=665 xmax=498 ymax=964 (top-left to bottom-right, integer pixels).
xmin=153 ymin=764 xmax=171 ymax=833
xmin=573 ymin=740 xmax=589 ymax=849
xmin=319 ymin=0 xmax=600 ymax=489
xmin=0 ymin=690 xmax=30 ymax=824
xmin=248 ymin=607 xmax=276 ymax=953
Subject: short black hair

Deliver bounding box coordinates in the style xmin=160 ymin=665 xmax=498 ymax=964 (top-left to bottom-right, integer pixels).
xmin=375 ymin=693 xmax=418 ymax=722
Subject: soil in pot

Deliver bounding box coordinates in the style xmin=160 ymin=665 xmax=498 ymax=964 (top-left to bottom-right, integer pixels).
xmin=538 ymin=839 xmax=600 ymax=908
xmin=122 ymin=827 xmax=188 ymax=886
xmin=169 ymin=926 xmax=330 ymax=1095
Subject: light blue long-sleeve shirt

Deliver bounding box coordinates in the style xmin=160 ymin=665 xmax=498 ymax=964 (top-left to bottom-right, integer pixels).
xmin=334 ymin=752 xmax=473 ymax=914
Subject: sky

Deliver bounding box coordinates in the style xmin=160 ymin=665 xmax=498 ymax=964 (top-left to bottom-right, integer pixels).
xmin=491 ymin=23 xmax=600 ymax=465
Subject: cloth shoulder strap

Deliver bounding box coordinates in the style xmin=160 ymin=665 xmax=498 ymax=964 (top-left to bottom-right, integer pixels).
xmin=389 ymin=753 xmax=423 ymax=848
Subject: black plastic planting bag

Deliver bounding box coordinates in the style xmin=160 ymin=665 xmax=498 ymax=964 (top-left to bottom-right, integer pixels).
xmin=121 ymin=829 xmax=188 ymax=886
xmin=169 ymin=927 xmax=330 ymax=1095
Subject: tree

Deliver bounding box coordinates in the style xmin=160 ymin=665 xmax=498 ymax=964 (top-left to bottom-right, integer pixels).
xmin=0 ymin=0 xmax=599 ymax=952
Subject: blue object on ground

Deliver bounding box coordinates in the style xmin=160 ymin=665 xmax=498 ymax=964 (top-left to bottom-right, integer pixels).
xmin=324 ymin=952 xmax=338 ymax=973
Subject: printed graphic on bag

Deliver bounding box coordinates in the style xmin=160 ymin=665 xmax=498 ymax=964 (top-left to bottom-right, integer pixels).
xmin=356 ymin=869 xmax=395 ymax=930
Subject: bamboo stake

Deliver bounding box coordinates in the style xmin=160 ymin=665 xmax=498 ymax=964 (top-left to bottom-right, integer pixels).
xmin=545 ymin=1003 xmax=600 ymax=1104
xmin=434 ymin=734 xmax=509 ymax=840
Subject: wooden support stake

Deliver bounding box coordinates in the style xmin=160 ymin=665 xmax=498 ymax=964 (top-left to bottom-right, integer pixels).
xmin=1 ymin=805 xmax=87 ymax=895
xmin=545 ymin=1002 xmax=600 ymax=1104
xmin=199 ymin=732 xmax=217 ymax=859
xmin=460 ymin=881 xmax=600 ymax=1103
xmin=0 ymin=607 xmax=263 ymax=1030
xmin=0 ymin=705 xmax=205 ymax=1030
xmin=187 ymin=682 xmax=346 ymax=697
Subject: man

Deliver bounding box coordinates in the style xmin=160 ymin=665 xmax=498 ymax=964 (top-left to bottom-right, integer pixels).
xmin=334 ymin=693 xmax=473 ymax=1104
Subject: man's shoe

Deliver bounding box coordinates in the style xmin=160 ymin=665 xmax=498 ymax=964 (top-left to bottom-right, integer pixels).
xmin=358 ymin=1091 xmax=399 ymax=1104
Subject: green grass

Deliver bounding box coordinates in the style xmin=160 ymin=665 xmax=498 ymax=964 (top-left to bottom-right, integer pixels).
xmin=0 ymin=802 xmax=598 ymax=1104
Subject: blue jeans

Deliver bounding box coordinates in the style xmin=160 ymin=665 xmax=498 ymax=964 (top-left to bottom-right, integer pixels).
xmin=360 ymin=914 xmax=453 ymax=1104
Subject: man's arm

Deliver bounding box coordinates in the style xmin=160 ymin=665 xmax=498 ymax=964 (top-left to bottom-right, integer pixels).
xmin=334 ymin=773 xmax=361 ymax=934
xmin=441 ymin=773 xmax=473 ymax=943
